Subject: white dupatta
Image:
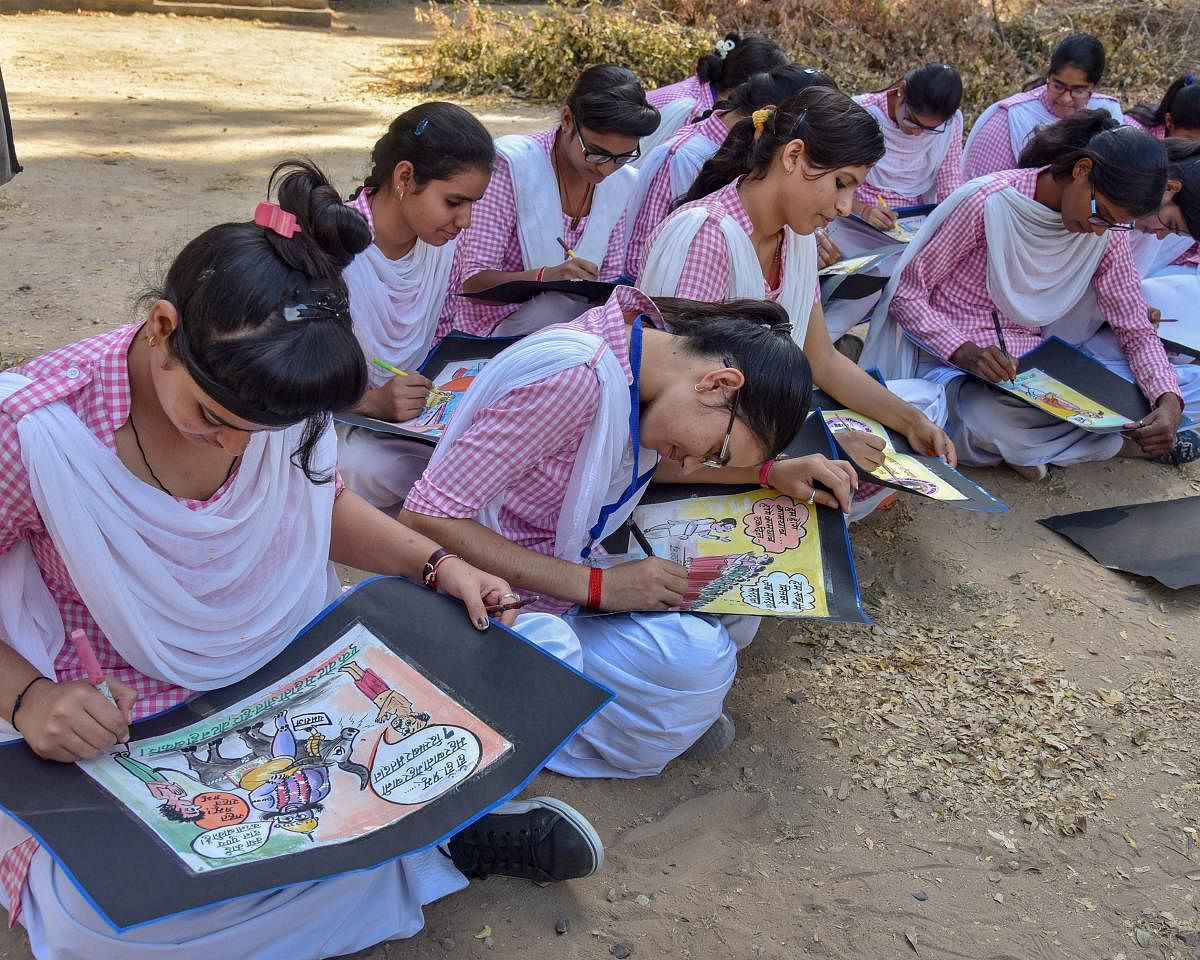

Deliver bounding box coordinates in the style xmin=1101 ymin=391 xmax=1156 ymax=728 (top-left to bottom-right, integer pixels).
xmin=623 ymin=130 xmax=721 ymax=252
xmin=636 ymin=97 xmax=696 ymax=164
xmin=0 ymin=372 xmax=340 ymax=707
xmin=1128 ymin=230 xmax=1196 ymax=278
xmin=426 ymin=323 xmax=658 ymax=562
xmin=638 ymin=205 xmax=819 ymax=348
xmin=342 ymin=196 xmax=457 ymax=389
xmin=860 ymin=175 xmax=1109 ymax=379
xmin=495 ymin=134 xmax=640 ymax=271
xmin=857 ymin=97 xmax=957 ymax=202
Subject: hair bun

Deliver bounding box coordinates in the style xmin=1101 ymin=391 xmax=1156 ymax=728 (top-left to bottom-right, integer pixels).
xmin=270 ymin=159 xmax=371 ymax=277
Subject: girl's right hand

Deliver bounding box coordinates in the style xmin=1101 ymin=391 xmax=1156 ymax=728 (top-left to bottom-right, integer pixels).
xmin=856 ymin=202 xmax=898 ymax=231
xmin=543 ymin=258 xmax=600 ymax=282
xmin=18 ymin=678 xmax=136 ymax=762
xmin=355 ymin=372 xmax=433 ymax=422
xmin=599 ymin=558 xmax=688 ymax=611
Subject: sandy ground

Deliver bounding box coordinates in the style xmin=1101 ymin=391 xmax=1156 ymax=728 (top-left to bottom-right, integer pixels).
xmin=2 ymin=9 xmax=1200 ymax=959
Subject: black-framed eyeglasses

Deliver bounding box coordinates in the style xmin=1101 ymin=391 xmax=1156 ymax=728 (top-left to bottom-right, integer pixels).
xmin=1046 ymin=76 xmax=1095 ymax=102
xmin=900 ymin=100 xmax=950 ymax=135
xmin=701 ymin=390 xmax=740 ymax=469
xmin=575 ymin=128 xmax=640 ymax=167
xmin=1088 ymin=183 xmax=1135 ymax=231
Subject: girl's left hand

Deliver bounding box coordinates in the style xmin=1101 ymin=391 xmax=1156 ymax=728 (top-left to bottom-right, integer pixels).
xmin=433 ymin=557 xmax=519 ymax=630
xmin=905 ymin=418 xmax=957 ymax=467
xmin=815 ymin=228 xmax=843 ymax=269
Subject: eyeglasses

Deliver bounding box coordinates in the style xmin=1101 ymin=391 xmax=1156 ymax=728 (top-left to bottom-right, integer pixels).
xmin=701 ymin=390 xmax=741 ymax=469
xmin=575 ymin=128 xmax=641 ymax=167
xmin=1046 ymin=76 xmax=1095 ymax=102
xmin=1087 ymin=183 xmax=1135 ymax=231
xmin=900 ymin=101 xmax=950 ymax=135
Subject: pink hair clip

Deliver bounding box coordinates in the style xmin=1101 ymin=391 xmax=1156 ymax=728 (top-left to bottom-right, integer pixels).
xmin=254 ymin=201 xmax=302 ymax=238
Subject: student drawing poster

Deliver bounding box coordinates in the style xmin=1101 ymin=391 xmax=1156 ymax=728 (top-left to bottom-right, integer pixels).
xmin=79 ymin=622 xmax=511 ymax=875
xmin=633 ymin=489 xmax=832 ymax=618
xmin=394 ymin=358 xmax=488 ymax=441
xmin=821 ymin=409 xmax=967 ymax=501
xmin=997 ymin=368 xmax=1128 ymax=432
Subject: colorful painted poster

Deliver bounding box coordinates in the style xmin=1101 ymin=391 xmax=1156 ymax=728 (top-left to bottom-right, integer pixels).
xmin=821 ymin=409 xmax=967 ymax=501
xmin=633 ymin=489 xmax=830 ymax=617
xmin=885 ymin=213 xmax=926 ymax=242
xmin=999 ymin=368 xmax=1128 ymax=431
xmin=79 ymin=622 xmax=511 ymax=874
xmin=394 ymin=358 xmax=489 ymax=441
xmin=818 ymin=252 xmax=886 ymax=276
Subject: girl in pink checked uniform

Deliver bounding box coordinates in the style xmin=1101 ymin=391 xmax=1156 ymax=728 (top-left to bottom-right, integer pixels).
xmin=638 ymin=87 xmax=956 ymax=519
xmin=1124 ymin=75 xmax=1200 ymax=141
xmin=439 ymin=65 xmax=659 ymax=339
xmin=624 ymin=64 xmax=838 ymax=280
xmin=860 ymin=119 xmax=1200 ymax=478
xmin=850 ymin=63 xmax=965 ymax=229
xmin=962 ymin=33 xmax=1123 ymax=180
xmin=640 ymin=33 xmax=787 ymax=159
xmin=0 ymin=161 xmax=602 ymax=960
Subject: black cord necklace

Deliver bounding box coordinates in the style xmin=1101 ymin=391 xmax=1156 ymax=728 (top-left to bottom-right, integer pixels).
xmin=128 ymin=411 xmax=237 ymax=498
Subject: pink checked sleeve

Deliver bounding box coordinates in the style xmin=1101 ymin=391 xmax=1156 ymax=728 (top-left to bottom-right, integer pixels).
xmin=888 ymin=190 xmax=989 ymax=360
xmin=0 ymin=416 xmax=39 ymax=558
xmin=962 ymin=111 xmax=1016 ymax=180
xmin=1091 ymin=236 xmax=1183 ymax=406
xmin=641 ymin=217 xmax=732 ymax=300
xmin=934 ymin=113 xmax=966 ymax=200
xmin=404 ymin=367 xmax=600 ymax=519
xmin=1173 ymin=243 xmax=1200 ymax=268
xmin=625 ymin=160 xmax=675 ymax=278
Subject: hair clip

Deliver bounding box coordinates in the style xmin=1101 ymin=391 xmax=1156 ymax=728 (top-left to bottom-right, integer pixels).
xmin=751 ymin=107 xmax=774 ymax=134
xmin=413 ymin=118 xmax=431 ymax=137
xmin=765 ymin=321 xmax=793 ymax=334
xmin=715 ymin=38 xmax=736 ymax=59
xmin=254 ymin=201 xmax=302 ymax=239
xmin=1186 ymin=74 xmax=1196 ymax=87
xmin=282 ymin=288 xmax=351 ymax=324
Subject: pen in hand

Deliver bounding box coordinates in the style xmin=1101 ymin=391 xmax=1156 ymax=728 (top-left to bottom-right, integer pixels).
xmin=991 ymin=309 xmax=1017 ymax=385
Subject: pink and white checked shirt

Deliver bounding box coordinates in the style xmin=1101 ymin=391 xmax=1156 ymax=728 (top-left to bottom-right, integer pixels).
xmin=408 ymin=286 xmax=657 ymax=614
xmin=888 ymin=167 xmax=1182 ymax=406
xmin=624 ymin=109 xmax=730 ymax=278
xmin=646 ymin=75 xmax=717 ymax=116
xmin=852 ymin=90 xmax=964 ymax=207
xmin=1123 ymin=114 xmax=1166 ymax=139
xmin=437 ymin=128 xmax=630 ymax=338
xmin=1173 ymin=243 xmax=1200 ymax=268
xmin=0 ymin=325 xmax=343 ymax=919
xmin=638 ymin=179 xmax=821 ymax=310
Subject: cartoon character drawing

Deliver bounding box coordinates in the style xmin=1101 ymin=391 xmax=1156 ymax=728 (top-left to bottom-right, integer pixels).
xmin=111 ymin=751 xmax=204 ymax=823
xmin=341 ymin=661 xmax=431 ymax=744
xmin=681 ymin=552 xmax=776 ymax=609
xmin=642 ymin=517 xmax=737 ymax=544
xmin=411 ymin=363 xmax=484 ymax=432
xmin=237 ymin=713 xmax=369 ymax=836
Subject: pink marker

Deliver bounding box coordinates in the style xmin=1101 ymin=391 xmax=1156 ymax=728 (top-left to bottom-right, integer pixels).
xmin=69 ymin=629 xmax=117 ymax=707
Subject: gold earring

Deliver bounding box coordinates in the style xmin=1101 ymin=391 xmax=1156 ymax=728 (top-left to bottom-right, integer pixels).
xmin=694 ymin=383 xmax=703 ymax=393
xmin=147 ymin=334 xmax=157 ymax=348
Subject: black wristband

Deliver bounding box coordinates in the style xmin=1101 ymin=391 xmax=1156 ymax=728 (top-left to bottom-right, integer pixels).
xmin=11 ymin=675 xmax=49 ymax=732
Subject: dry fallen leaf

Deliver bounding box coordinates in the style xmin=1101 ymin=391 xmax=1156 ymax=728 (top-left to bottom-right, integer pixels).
xmin=903 ymin=926 xmax=920 ymax=954
xmin=475 ymin=925 xmax=492 ymax=940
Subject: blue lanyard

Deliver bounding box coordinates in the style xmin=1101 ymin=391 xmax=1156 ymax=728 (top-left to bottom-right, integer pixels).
xmin=582 ymin=318 xmax=659 ymax=558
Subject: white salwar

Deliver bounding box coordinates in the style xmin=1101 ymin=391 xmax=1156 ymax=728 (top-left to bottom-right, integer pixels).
xmin=640 ymin=207 xmax=948 ymax=513
xmin=488 ymin=135 xmax=641 ymax=336
xmin=0 ymin=372 xmax=465 ymax=957
xmin=425 ymin=323 xmax=747 ymax=779
xmin=336 ymin=207 xmax=457 ymax=512
xmin=860 ymin=176 xmax=1174 ymax=468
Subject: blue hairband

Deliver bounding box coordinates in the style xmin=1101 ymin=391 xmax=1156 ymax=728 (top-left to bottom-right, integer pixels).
xmin=1186 ymin=74 xmax=1195 ymax=87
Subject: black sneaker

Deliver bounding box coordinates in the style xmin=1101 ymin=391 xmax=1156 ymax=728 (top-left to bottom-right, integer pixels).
xmin=1154 ymin=429 xmax=1200 ymax=466
xmin=447 ymin=796 xmax=603 ymax=882
xmin=680 ymin=708 xmax=736 ymax=760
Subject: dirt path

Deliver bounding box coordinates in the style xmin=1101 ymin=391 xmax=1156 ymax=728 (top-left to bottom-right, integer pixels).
xmin=2 ymin=10 xmax=1200 ymax=959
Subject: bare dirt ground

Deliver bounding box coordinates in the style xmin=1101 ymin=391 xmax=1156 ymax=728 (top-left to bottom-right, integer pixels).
xmin=2 ymin=9 xmax=1200 ymax=959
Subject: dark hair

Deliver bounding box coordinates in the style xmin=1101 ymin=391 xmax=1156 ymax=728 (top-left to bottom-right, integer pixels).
xmin=1019 ymin=113 xmax=1167 ymax=218
xmin=653 ymin=297 xmax=813 ymax=458
xmin=150 ymin=159 xmax=369 ymax=483
xmin=158 ymin=803 xmax=203 ymax=823
xmin=902 ymin=63 xmax=962 ymax=121
xmin=1026 ymin=33 xmax=1106 ymax=91
xmin=356 ymin=102 xmax=494 ymax=198
xmin=1127 ymin=75 xmax=1200 ymax=131
xmin=566 ymin=65 xmax=659 ymax=138
xmin=696 ymin=34 xmax=788 ymax=94
xmin=1165 ymin=138 xmax=1200 ymax=239
xmin=685 ymin=86 xmax=886 ymax=202
xmin=715 ymin=64 xmax=839 ymax=118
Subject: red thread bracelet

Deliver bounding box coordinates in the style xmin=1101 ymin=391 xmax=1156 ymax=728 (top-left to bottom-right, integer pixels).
xmin=586 ymin=567 xmax=604 ymax=609
xmin=758 ymin=459 xmax=775 ymax=488
xmin=536 ymin=266 xmax=546 ymax=282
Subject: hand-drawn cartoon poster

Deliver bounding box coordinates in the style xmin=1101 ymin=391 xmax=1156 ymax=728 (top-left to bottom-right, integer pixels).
xmin=886 ymin=213 xmax=926 ymax=242
xmin=821 ymin=409 xmax=967 ymax=501
xmin=395 ymin=359 xmax=489 ymax=441
xmin=633 ymin=489 xmax=830 ymax=618
xmin=78 ymin=622 xmax=510 ymax=874
xmin=997 ymin=369 xmax=1128 ymax=431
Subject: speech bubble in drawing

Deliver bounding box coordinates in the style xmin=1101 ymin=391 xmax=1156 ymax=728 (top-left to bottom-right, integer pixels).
xmin=739 ymin=571 xmax=817 ymax=612
xmin=191 ymin=820 xmax=272 ymax=860
xmin=290 ymin=711 xmax=332 ymax=730
xmin=742 ymin=496 xmax=811 ymax=553
xmin=193 ymin=791 xmax=250 ymax=830
xmin=369 ymin=725 xmax=482 ymax=806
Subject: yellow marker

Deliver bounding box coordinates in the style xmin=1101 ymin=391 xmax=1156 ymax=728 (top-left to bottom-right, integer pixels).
xmin=877 ymin=195 xmax=892 ymax=214
xmin=371 ymin=357 xmax=409 ymax=378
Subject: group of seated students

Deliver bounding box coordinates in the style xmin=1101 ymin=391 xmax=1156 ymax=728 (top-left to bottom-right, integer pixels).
xmin=2 ymin=27 xmax=1199 ymax=959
